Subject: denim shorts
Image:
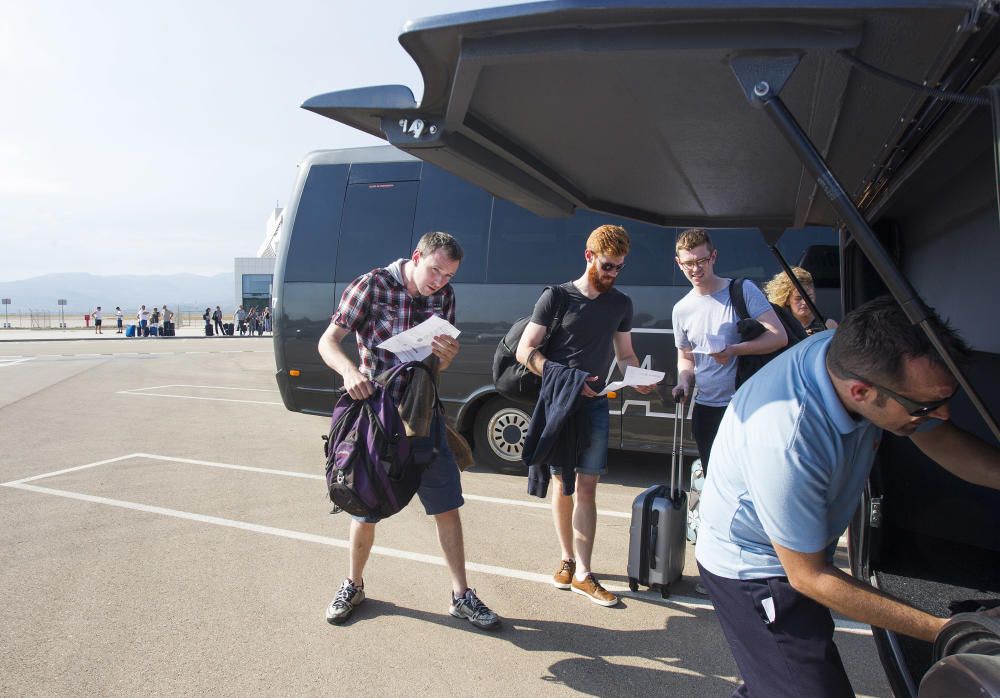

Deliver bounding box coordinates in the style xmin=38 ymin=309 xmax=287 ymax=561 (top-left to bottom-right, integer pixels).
xmin=352 ymin=416 xmax=463 ymax=524
xmin=549 ymin=395 xmax=610 ymax=477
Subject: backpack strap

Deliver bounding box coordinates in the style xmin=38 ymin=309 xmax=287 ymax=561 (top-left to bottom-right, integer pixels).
xmin=729 ymin=277 xmax=750 ymax=321
xmin=547 ymin=283 xmax=571 ymax=339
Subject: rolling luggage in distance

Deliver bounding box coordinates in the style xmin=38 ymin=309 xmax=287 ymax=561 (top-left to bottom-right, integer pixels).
xmin=627 ymin=397 xmax=689 ymax=598
xmin=205 ymin=323 xmax=213 ymax=337
xmin=149 ymin=326 xmax=158 ymax=336
xmin=224 ymin=323 xmax=234 ymax=336
xmin=125 ymin=324 xmax=135 ymax=338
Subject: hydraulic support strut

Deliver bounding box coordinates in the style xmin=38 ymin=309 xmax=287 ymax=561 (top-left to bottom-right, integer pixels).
xmin=759 ymin=228 xmax=826 ymax=326
xmin=731 ymin=59 xmax=1000 ymax=442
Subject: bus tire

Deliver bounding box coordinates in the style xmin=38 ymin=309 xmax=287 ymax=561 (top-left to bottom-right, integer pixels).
xmin=472 ymin=397 xmax=532 ymax=471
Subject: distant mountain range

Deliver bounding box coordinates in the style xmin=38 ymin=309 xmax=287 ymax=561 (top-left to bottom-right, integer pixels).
xmin=0 ymin=272 xmax=235 ymax=313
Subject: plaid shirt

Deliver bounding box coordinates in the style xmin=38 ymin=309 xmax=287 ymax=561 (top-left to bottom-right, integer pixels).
xmin=332 ymin=261 xmax=456 ymax=398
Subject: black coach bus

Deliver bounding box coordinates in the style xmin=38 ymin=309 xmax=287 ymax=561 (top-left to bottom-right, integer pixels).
xmin=272 ymin=145 xmax=838 ymax=468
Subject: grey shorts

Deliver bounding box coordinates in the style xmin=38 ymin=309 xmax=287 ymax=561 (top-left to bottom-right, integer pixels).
xmin=352 ymin=417 xmax=463 ymax=524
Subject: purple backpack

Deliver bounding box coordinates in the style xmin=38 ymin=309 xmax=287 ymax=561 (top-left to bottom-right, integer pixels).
xmin=323 ymin=361 xmax=439 ymax=519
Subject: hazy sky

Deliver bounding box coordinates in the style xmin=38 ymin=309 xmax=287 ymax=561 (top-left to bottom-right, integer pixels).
xmin=0 ymin=0 xmax=531 ymax=281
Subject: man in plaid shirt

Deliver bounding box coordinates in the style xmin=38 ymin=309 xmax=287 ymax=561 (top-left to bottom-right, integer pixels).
xmin=317 ymin=231 xmax=501 ymax=631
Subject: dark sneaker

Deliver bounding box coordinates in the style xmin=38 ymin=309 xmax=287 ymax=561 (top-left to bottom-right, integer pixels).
xmin=449 ymin=588 xmax=501 ymax=631
xmin=695 ymin=581 xmax=709 ymax=596
xmin=326 ymin=578 xmax=365 ymax=625
xmin=553 ymin=558 xmax=576 ymax=590
xmin=571 ymin=573 xmax=619 ymax=607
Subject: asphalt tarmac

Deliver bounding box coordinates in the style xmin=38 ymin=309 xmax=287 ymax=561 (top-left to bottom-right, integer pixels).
xmin=0 ymin=336 xmax=892 ymax=697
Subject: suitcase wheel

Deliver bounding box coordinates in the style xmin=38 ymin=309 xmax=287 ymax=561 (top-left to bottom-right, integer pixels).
xmin=628 ymin=578 xmax=638 ymax=592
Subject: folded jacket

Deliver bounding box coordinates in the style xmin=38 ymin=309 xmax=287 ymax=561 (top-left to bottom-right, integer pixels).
xmin=523 ymin=360 xmax=591 ymax=498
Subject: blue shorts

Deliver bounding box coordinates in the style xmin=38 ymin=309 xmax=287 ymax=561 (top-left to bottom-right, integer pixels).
xmin=549 ymin=396 xmax=610 ymax=478
xmin=352 ymin=416 xmax=463 ymax=524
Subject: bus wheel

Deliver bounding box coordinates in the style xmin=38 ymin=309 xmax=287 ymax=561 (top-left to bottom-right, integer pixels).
xmin=473 ymin=397 xmax=531 ymax=471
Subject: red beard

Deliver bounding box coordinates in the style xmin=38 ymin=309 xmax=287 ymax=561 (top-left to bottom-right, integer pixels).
xmin=588 ymin=263 xmax=616 ymax=293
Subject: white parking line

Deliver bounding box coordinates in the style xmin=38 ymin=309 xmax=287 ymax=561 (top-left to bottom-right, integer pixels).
xmin=0 ymin=357 xmax=34 ymax=368
xmin=116 ymin=384 xmax=281 ymax=406
xmin=123 ymin=384 xmax=281 ymax=393
xmin=462 ymin=492 xmax=631 ymax=519
xmin=0 ymin=453 xmax=871 ymax=636
xmin=116 ymin=383 xmax=280 ymax=406
xmin=118 ymin=392 xmax=284 ymax=406
xmin=55 ymin=453 xmax=629 ymax=519
xmin=2 ymin=453 xmax=140 ymax=486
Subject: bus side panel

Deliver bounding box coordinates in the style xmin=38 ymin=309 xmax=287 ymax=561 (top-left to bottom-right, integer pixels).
xmin=274 ymin=162 xmax=350 ymax=412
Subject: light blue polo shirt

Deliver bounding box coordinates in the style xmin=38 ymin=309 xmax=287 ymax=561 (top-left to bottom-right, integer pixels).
xmin=695 ymin=332 xmax=882 ymax=579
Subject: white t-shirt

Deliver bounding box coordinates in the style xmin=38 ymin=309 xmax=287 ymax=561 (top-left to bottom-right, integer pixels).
xmin=672 ymin=279 xmax=772 ymax=407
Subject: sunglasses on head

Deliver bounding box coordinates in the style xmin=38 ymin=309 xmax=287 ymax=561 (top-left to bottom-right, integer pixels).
xmin=843 ymin=370 xmax=957 ymax=416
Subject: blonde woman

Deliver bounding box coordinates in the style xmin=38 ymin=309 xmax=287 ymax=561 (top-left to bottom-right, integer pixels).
xmin=764 ymin=267 xmax=838 ymax=335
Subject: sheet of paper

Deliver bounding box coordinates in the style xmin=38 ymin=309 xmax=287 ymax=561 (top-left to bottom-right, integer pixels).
xmin=598 ymin=365 xmax=665 ymax=395
xmin=376 ymin=314 xmax=461 ymax=363
xmin=691 ymin=333 xmax=726 ymax=355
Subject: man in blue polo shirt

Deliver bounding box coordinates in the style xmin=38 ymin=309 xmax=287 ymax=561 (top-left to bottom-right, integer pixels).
xmin=696 ymin=296 xmax=1000 ymax=697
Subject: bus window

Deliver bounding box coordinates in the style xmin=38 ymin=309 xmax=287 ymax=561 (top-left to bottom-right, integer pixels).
xmin=334 ymin=181 xmax=420 ymax=282
xmin=283 ymin=164 xmax=349 ymax=283
xmin=412 ymin=165 xmax=492 ymax=283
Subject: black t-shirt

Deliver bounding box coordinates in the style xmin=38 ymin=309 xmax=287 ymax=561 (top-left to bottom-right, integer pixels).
xmin=530 ymin=282 xmax=633 ymax=390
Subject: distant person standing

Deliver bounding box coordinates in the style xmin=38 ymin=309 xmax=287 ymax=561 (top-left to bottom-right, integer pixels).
xmin=247 ymin=307 xmax=258 ymax=335
xmin=212 ymin=306 xmax=224 ymax=336
xmin=137 ymin=305 xmax=151 ymax=337
xmin=92 ymin=307 xmax=103 ymax=334
xmin=235 ymin=305 xmax=247 ymax=336
xmin=150 ymin=307 xmax=161 ymax=337
xmin=162 ymin=305 xmax=174 ymax=336
xmin=115 ymin=307 xmax=124 ymax=334
xmin=203 ymin=307 xmax=212 ymax=336
xmin=263 ymin=307 xmax=272 ymax=334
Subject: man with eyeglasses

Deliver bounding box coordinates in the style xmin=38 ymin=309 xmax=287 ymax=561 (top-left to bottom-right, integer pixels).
xmin=516 ymin=224 xmax=655 ymax=607
xmin=671 ymin=228 xmax=788 ymax=483
xmin=694 ymin=296 xmax=1000 ymax=698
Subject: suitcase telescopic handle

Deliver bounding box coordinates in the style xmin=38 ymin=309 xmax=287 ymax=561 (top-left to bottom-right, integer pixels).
xmin=670 ymin=396 xmax=687 ymax=500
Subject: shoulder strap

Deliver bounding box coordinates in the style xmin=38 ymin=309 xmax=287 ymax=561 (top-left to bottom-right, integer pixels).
xmin=548 ymin=284 xmax=571 ymax=335
xmin=729 ymin=278 xmax=750 ymax=321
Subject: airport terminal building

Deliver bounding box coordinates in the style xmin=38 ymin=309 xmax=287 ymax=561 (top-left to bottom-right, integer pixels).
xmin=233 ymin=207 xmax=279 ymax=311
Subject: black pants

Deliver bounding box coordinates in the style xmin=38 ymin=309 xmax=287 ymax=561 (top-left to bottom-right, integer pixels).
xmin=692 ymin=403 xmax=727 ymax=474
xmin=213 ymin=319 xmax=224 ymax=335
xmin=698 ymin=563 xmax=854 ymax=698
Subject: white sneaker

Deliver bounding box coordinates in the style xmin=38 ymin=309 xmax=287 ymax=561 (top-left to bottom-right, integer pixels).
xmin=326 ymin=578 xmax=365 ymax=624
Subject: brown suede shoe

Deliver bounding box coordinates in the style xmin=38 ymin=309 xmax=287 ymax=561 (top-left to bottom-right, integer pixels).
xmin=552 ymin=559 xmax=576 ymax=589
xmin=571 ymin=573 xmax=619 ymax=607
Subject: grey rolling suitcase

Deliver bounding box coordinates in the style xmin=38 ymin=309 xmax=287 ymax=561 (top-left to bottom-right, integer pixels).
xmin=627 ymin=398 xmax=688 ymax=598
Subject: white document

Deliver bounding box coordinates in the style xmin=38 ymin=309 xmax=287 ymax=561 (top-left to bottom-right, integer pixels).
xmin=691 ymin=333 xmax=726 ymax=355
xmin=376 ymin=314 xmax=461 ymax=363
xmin=761 ymin=596 xmax=776 ymax=624
xmin=598 ymin=365 xmax=665 ymax=396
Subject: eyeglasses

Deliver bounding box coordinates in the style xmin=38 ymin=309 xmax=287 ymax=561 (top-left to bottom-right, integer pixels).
xmin=843 ymin=370 xmax=957 ymax=416
xmin=599 ymin=261 xmax=626 ymax=273
xmin=677 ymin=255 xmax=713 ymax=271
